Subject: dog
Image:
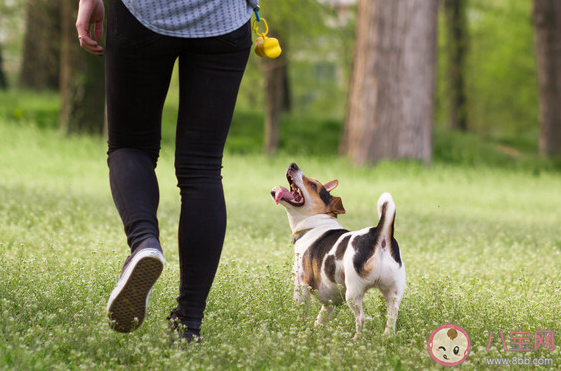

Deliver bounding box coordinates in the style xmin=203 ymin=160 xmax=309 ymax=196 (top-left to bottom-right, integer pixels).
xmin=271 ymin=163 xmax=405 ymax=338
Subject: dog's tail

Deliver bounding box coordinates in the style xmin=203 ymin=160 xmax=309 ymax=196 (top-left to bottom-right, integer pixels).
xmin=376 ymin=192 xmax=402 ymax=265
xmin=376 ymin=192 xmax=396 ymax=244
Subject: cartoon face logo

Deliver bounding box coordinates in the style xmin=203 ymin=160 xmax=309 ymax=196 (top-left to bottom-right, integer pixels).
xmin=428 ymin=324 xmax=471 ymax=366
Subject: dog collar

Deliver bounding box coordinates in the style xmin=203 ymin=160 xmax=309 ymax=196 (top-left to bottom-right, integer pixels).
xmin=292 ymin=230 xmax=310 ymax=244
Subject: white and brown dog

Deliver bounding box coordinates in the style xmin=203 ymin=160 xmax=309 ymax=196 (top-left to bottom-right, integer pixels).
xmin=271 ymin=163 xmax=405 ymax=338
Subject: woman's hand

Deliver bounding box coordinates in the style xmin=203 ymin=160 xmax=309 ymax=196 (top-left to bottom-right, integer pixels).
xmin=76 ymin=0 xmax=105 ymax=56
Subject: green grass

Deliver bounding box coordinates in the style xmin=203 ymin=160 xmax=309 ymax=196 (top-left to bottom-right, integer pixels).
xmin=1 ymin=93 xmax=561 ymax=370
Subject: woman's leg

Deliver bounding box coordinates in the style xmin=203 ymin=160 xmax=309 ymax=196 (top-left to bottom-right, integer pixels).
xmin=104 ymin=0 xmax=177 ymax=332
xmin=172 ymin=22 xmax=252 ymax=331
xmin=105 ymin=0 xmax=176 ymax=251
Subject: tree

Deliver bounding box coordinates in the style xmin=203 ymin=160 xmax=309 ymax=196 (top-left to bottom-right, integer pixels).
xmin=20 ymin=0 xmax=61 ymax=90
xmin=341 ymin=0 xmax=438 ymax=165
xmin=262 ymin=53 xmax=289 ymax=154
xmin=59 ymin=0 xmax=105 ymax=134
xmin=443 ymin=0 xmax=468 ymax=132
xmin=257 ymin=0 xmax=331 ymax=154
xmin=0 ymin=45 xmax=7 ymax=90
xmin=260 ymin=29 xmax=290 ymax=155
xmin=533 ymin=0 xmax=561 ymax=156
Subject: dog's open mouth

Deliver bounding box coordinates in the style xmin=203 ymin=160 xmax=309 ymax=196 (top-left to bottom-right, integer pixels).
xmin=272 ymin=174 xmax=305 ymax=206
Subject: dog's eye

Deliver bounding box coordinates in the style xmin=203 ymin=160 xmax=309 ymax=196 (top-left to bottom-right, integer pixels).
xmin=310 ymin=183 xmax=317 ymax=191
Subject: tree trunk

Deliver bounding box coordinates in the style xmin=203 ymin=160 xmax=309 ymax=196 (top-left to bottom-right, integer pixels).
xmin=534 ymin=0 xmax=561 ymax=156
xmin=59 ymin=0 xmax=105 ymax=134
xmin=444 ymin=0 xmax=468 ymax=132
xmin=0 ymin=45 xmax=8 ymax=90
xmin=263 ymin=30 xmax=289 ymax=155
xmin=20 ymin=0 xmax=61 ymax=90
xmin=341 ymin=0 xmax=438 ymax=165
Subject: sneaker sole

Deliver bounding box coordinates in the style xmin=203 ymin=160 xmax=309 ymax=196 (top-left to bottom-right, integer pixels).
xmin=107 ymin=248 xmax=165 ymax=333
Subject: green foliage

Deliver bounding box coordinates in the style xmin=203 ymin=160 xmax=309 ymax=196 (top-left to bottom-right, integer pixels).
xmin=259 ymin=0 xmax=328 ymax=35
xmin=2 ymin=0 xmax=542 ymax=146
xmin=434 ymin=129 xmax=561 ymax=171
xmin=1 ymin=90 xmax=559 ymax=171
xmin=0 ymin=0 xmax=26 ymax=87
xmin=225 ymin=110 xmax=342 ymax=156
xmin=0 ymin=90 xmax=59 ymax=129
xmin=436 ymin=0 xmax=539 ymax=140
xmin=467 ymin=0 xmax=538 ymax=137
xmin=232 ymin=0 xmax=355 ymax=119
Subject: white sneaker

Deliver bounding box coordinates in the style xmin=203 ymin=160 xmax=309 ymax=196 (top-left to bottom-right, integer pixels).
xmin=107 ymin=246 xmax=165 ymax=333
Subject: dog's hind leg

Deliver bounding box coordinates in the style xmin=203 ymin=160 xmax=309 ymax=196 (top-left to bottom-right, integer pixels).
xmin=314 ymin=305 xmax=336 ymax=326
xmin=381 ymin=282 xmax=404 ymax=336
xmin=346 ymin=294 xmax=365 ymax=340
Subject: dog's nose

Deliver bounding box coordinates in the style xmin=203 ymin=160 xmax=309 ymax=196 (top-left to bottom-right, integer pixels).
xmin=288 ymin=163 xmax=300 ymax=171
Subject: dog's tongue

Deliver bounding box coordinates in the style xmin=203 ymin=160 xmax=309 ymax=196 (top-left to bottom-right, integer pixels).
xmin=274 ymin=186 xmax=294 ymax=204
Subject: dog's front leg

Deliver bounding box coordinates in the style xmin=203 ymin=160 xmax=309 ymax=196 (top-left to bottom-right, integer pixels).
xmin=292 ymin=256 xmax=310 ymax=306
xmin=293 ymin=283 xmax=310 ymax=306
xmin=314 ymin=305 xmax=336 ymax=326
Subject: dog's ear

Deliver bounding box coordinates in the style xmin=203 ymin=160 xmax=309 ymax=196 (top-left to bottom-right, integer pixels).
xmin=324 ymin=179 xmax=339 ymax=192
xmin=329 ymin=196 xmax=346 ymax=215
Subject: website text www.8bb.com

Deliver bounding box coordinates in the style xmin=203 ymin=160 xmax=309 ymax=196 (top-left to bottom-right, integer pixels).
xmin=485 ymin=356 xmax=554 ymax=366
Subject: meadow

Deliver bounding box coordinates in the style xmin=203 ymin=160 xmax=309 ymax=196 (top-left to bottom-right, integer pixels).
xmin=0 ymin=92 xmax=560 ymax=370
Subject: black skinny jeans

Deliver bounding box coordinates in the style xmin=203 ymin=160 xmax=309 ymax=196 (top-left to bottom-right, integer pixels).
xmin=105 ymin=0 xmax=251 ymax=329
